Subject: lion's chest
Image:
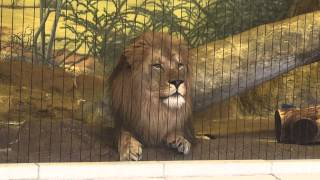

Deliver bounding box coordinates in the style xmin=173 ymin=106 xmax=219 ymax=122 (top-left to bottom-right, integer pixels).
xmin=127 ymin=104 xmax=189 ymax=146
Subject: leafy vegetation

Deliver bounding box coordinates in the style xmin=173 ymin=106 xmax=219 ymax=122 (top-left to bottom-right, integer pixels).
xmin=134 ymin=0 xmax=290 ymax=47
xmin=59 ymin=0 xmax=290 ymax=66
xmin=58 ymin=0 xmax=136 ymax=68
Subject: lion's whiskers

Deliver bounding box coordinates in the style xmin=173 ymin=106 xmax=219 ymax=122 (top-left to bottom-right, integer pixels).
xmin=162 ymin=95 xmax=186 ymax=109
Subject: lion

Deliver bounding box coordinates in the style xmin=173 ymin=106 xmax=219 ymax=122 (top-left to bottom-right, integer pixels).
xmin=110 ymin=32 xmax=194 ymax=161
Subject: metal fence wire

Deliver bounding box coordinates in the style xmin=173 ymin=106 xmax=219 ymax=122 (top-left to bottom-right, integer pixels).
xmin=1 ymin=0 xmax=320 ymax=163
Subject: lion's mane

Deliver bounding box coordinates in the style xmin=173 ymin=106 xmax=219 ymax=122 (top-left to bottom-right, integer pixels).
xmin=110 ymin=32 xmax=194 ymax=146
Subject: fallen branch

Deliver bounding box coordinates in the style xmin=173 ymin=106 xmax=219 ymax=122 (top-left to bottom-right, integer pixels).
xmin=275 ymin=105 xmax=320 ymax=144
xmin=193 ymin=11 xmax=320 ymax=110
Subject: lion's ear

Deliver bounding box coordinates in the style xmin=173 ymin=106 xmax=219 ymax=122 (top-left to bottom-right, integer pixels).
xmin=121 ymin=48 xmax=133 ymax=66
xmin=119 ymin=52 xmax=132 ymax=68
xmin=122 ymin=36 xmax=149 ymax=65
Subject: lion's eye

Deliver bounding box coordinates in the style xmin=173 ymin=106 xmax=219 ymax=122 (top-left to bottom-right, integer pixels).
xmin=178 ymin=63 xmax=184 ymax=70
xmin=152 ymin=63 xmax=163 ymax=70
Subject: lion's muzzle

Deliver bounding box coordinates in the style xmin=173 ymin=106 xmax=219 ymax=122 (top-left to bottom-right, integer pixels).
xmin=161 ymin=80 xmax=187 ymax=108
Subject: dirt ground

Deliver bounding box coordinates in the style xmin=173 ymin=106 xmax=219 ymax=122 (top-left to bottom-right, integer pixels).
xmin=0 ymin=60 xmax=115 ymax=162
xmin=1 ymin=122 xmax=320 ymax=163
xmin=1 ymin=61 xmax=320 ymax=163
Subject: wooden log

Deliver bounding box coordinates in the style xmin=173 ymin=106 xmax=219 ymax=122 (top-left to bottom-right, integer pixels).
xmin=275 ymin=105 xmax=320 ymax=144
xmin=193 ymin=11 xmax=320 ymax=110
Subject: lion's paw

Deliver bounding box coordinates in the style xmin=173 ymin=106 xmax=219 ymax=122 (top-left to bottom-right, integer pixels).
xmin=119 ymin=138 xmax=143 ymax=161
xmin=168 ymin=136 xmax=191 ymax=155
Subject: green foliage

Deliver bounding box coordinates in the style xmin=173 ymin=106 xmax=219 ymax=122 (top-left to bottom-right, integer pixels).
xmin=130 ymin=0 xmax=196 ymax=44
xmin=61 ymin=0 xmax=290 ymax=64
xmin=131 ymin=0 xmax=290 ymax=47
xmin=185 ymin=0 xmax=290 ymax=45
xmin=60 ymin=0 xmax=141 ymax=66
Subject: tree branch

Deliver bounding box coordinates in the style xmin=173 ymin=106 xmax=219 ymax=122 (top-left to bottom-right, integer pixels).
xmin=193 ymin=11 xmax=320 ymax=110
xmin=33 ymin=1 xmax=53 ymax=62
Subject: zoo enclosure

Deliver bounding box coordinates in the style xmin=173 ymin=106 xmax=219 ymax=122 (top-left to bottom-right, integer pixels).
xmin=0 ymin=0 xmax=320 ymax=162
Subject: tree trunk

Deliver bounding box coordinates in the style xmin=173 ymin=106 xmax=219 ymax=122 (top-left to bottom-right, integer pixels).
xmin=40 ymin=0 xmax=46 ymax=59
xmin=33 ymin=9 xmax=52 ymax=62
xmin=46 ymin=0 xmax=62 ymax=63
xmin=192 ymin=11 xmax=320 ymax=110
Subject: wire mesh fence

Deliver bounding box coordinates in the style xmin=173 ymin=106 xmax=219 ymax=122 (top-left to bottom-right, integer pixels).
xmin=1 ymin=0 xmax=320 ymax=163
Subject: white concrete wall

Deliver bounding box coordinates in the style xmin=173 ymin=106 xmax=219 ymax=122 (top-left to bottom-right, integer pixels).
xmin=0 ymin=160 xmax=320 ymax=179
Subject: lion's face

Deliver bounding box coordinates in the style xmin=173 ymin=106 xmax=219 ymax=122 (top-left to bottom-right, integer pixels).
xmin=143 ymin=49 xmax=189 ymax=109
xmin=123 ymin=33 xmax=191 ymax=109
xmin=112 ymin=32 xmax=191 ymax=111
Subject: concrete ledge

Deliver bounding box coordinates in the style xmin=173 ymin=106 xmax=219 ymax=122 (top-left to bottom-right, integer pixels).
xmin=164 ymin=160 xmax=271 ymax=177
xmin=271 ymin=160 xmax=320 ymax=174
xmin=0 ymin=163 xmax=38 ymax=179
xmin=0 ymin=160 xmax=320 ymax=179
xmin=38 ymin=162 xmax=163 ymax=179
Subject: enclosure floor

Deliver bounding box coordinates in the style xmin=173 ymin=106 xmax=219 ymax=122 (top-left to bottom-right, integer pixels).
xmin=0 ymin=117 xmax=320 ymax=163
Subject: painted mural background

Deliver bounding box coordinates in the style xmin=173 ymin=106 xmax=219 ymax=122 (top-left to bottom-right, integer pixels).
xmin=0 ymin=0 xmax=320 ymax=161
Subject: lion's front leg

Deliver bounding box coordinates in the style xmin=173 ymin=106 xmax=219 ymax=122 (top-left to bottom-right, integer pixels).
xmin=118 ymin=130 xmax=143 ymax=161
xmin=165 ymin=132 xmax=191 ymax=155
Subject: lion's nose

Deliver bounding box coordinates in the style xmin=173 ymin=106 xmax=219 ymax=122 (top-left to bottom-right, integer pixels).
xmin=169 ymin=80 xmax=184 ymax=88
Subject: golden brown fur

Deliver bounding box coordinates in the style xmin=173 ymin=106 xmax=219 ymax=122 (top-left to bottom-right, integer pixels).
xmin=110 ymin=32 xmax=194 ymax=160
